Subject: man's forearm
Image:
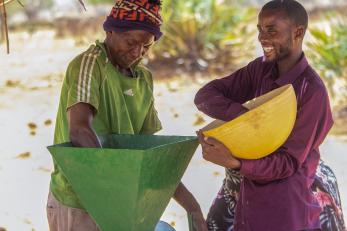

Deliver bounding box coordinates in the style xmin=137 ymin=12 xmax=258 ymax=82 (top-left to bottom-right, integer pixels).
xmin=67 ymin=102 xmax=101 ymax=148
xmin=194 ymin=74 xmax=250 ymax=121
xmin=173 ymin=182 xmax=202 ymax=213
xmin=240 ymin=151 xmax=298 ymax=183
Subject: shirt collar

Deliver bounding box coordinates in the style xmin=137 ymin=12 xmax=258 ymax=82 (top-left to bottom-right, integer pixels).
xmin=274 ymin=53 xmax=309 ymax=86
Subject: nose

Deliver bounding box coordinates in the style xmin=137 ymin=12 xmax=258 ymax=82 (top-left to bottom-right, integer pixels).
xmin=258 ymin=30 xmax=269 ymax=43
xmin=258 ymin=31 xmax=264 ymax=42
xmin=131 ymin=45 xmax=143 ymax=59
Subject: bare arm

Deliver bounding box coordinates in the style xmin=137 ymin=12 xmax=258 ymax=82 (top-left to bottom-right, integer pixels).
xmin=173 ymin=182 xmax=207 ymax=231
xmin=67 ymin=102 xmax=102 ymax=148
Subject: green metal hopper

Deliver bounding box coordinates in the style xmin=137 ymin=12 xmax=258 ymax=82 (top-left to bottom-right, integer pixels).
xmin=47 ymin=134 xmax=198 ymax=231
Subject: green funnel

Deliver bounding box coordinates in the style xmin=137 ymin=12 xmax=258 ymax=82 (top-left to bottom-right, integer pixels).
xmin=47 ymin=134 xmax=198 ymax=231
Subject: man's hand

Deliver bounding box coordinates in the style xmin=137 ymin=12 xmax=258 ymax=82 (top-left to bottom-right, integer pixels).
xmin=197 ymin=130 xmax=241 ymax=169
xmin=190 ymin=210 xmax=208 ymax=231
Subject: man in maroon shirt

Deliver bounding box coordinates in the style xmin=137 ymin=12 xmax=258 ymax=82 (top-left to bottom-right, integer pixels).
xmin=195 ymin=0 xmax=334 ymax=230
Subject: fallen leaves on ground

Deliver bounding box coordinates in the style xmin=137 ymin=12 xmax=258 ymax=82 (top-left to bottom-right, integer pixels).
xmin=27 ymin=122 xmax=37 ymax=130
xmin=44 ymin=119 xmax=52 ymax=126
xmin=23 ymin=219 xmax=32 ymax=225
xmin=28 ymin=122 xmax=37 ymax=136
xmin=213 ymin=171 xmax=222 ymax=177
xmin=16 ymin=152 xmax=31 ymax=159
xmin=170 ymin=108 xmax=179 ymax=118
xmin=170 ymin=221 xmax=176 ymax=227
xmin=37 ymin=166 xmax=51 ymax=172
xmin=5 ymin=80 xmax=20 ymax=87
xmin=193 ymin=114 xmax=206 ymax=126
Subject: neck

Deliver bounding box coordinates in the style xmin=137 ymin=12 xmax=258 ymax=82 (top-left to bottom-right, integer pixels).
xmin=277 ymin=50 xmax=303 ymax=76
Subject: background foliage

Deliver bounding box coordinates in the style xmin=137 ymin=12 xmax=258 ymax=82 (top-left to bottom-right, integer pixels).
xmin=151 ymin=0 xmax=257 ymax=73
xmin=1 ymin=0 xmax=346 ymax=100
xmin=307 ymin=14 xmax=347 ymax=104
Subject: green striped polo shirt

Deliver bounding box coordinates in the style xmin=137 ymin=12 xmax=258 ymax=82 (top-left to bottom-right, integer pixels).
xmin=51 ymin=40 xmax=162 ymax=209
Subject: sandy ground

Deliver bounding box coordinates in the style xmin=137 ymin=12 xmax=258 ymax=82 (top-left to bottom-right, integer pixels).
xmin=0 ymin=31 xmax=346 ymax=231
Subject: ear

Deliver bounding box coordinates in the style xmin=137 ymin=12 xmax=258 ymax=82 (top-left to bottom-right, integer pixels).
xmin=105 ymin=31 xmax=114 ymax=42
xmin=294 ymin=25 xmax=305 ymax=40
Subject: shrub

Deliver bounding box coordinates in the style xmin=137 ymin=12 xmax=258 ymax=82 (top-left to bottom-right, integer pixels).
xmin=307 ymin=14 xmax=347 ymax=104
xmin=150 ymin=0 xmax=257 ymax=73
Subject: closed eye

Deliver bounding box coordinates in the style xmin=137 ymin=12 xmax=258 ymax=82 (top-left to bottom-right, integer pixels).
xmin=127 ymin=41 xmax=136 ymax=46
xmin=144 ymin=42 xmax=153 ymax=49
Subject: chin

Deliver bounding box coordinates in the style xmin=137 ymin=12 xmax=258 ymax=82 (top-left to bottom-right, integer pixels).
xmin=120 ymin=62 xmax=132 ymax=69
xmin=263 ymin=56 xmax=272 ymax=62
xmin=118 ymin=58 xmax=133 ymax=68
xmin=263 ymin=54 xmax=277 ymax=62
xmin=125 ymin=60 xmax=138 ymax=68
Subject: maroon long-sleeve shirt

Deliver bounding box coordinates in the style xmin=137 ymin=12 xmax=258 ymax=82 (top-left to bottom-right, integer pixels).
xmin=194 ymin=55 xmax=333 ymax=231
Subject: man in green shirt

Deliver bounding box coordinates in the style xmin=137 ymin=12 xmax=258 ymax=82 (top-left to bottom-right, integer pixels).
xmin=47 ymin=1 xmax=207 ymax=230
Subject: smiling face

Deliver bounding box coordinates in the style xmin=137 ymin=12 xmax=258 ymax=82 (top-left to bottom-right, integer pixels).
xmin=105 ymin=30 xmax=155 ymax=69
xmin=257 ymin=9 xmax=302 ymax=63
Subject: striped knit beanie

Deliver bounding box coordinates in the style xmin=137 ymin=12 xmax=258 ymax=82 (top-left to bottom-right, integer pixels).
xmin=103 ymin=0 xmax=163 ymax=40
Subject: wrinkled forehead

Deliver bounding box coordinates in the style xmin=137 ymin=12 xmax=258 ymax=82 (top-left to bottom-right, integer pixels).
xmin=119 ymin=30 xmax=155 ymax=43
xmin=258 ymin=9 xmax=293 ymax=27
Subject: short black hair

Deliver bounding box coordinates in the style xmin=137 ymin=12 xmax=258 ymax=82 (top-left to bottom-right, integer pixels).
xmin=261 ymin=0 xmax=308 ymax=30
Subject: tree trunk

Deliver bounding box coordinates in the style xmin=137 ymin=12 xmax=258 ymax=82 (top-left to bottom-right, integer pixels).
xmin=0 ymin=24 xmax=3 ymax=45
xmin=0 ymin=3 xmax=8 ymax=53
xmin=0 ymin=6 xmax=4 ymax=44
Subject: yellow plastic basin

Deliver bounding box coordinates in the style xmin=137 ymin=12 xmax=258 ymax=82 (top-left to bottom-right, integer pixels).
xmin=202 ymin=84 xmax=297 ymax=159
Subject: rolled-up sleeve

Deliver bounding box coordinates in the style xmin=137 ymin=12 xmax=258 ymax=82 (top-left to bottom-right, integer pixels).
xmin=194 ymin=60 xmax=258 ymax=121
xmin=240 ymin=85 xmax=333 ymax=183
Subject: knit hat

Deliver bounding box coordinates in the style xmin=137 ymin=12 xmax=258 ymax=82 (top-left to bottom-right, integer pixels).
xmin=103 ymin=0 xmax=163 ymax=40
